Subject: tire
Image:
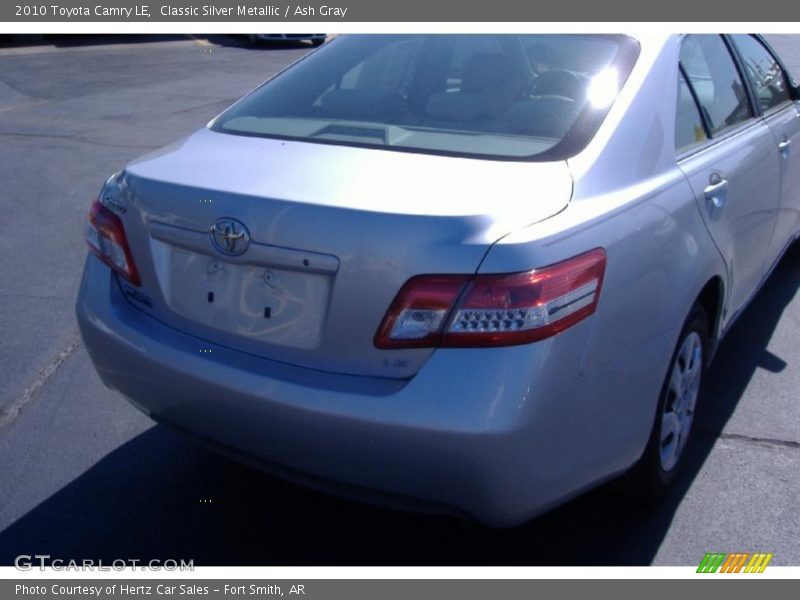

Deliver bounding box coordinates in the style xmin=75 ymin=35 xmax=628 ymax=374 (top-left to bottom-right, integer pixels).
xmin=631 ymin=304 xmax=709 ymax=497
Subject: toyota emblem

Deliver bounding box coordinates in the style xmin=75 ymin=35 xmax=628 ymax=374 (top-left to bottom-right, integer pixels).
xmin=209 ymin=218 xmax=250 ymax=256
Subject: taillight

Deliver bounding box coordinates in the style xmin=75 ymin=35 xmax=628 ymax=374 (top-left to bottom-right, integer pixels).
xmin=374 ymin=275 xmax=469 ymax=349
xmin=86 ymin=199 xmax=140 ymax=286
xmin=374 ymin=249 xmax=606 ymax=349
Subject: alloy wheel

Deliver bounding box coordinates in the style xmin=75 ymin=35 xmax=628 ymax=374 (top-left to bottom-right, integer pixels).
xmin=659 ymin=331 xmax=703 ymax=471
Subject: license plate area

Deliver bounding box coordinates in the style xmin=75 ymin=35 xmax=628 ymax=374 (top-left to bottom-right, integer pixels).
xmin=163 ymin=245 xmax=332 ymax=350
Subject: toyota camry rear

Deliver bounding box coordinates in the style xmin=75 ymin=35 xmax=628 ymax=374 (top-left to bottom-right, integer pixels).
xmin=77 ymin=33 xmax=784 ymax=526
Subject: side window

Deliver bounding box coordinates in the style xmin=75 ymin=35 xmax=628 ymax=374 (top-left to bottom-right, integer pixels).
xmin=680 ymin=35 xmax=753 ymax=135
xmin=676 ymin=71 xmax=708 ymax=151
xmin=731 ymin=34 xmax=792 ymax=113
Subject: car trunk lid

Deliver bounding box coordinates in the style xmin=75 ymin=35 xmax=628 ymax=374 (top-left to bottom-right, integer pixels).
xmin=115 ymin=128 xmax=572 ymax=379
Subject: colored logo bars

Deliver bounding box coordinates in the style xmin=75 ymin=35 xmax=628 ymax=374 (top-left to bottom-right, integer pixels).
xmin=697 ymin=552 xmax=773 ymax=573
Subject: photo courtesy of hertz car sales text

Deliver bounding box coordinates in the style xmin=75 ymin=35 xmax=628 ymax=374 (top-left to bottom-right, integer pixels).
xmin=76 ymin=34 xmax=800 ymax=527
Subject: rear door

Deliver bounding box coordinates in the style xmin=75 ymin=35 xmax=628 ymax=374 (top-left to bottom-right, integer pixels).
xmin=729 ymin=34 xmax=800 ymax=265
xmin=676 ymin=34 xmax=781 ymax=323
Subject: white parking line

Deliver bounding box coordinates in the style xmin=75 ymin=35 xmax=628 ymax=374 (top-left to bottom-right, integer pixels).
xmin=0 ymin=335 xmax=81 ymax=429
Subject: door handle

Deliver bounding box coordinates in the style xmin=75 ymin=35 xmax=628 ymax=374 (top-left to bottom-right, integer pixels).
xmin=704 ymin=175 xmax=728 ymax=209
xmin=779 ymin=138 xmax=792 ymax=156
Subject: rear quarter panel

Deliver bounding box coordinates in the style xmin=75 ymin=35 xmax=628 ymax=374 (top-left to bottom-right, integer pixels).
xmin=478 ymin=33 xmax=726 ymax=470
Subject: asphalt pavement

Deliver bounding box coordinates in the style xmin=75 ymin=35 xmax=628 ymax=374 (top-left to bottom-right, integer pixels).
xmin=0 ymin=34 xmax=798 ymax=566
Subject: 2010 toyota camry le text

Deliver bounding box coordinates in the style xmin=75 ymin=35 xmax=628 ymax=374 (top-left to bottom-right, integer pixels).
xmin=76 ymin=34 xmax=800 ymax=527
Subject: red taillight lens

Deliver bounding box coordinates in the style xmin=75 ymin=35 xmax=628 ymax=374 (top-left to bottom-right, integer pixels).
xmin=86 ymin=199 xmax=140 ymax=286
xmin=374 ymin=275 xmax=469 ymax=349
xmin=374 ymin=249 xmax=606 ymax=349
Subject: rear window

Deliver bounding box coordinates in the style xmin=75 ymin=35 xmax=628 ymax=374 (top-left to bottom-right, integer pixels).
xmin=211 ymin=34 xmax=639 ymax=160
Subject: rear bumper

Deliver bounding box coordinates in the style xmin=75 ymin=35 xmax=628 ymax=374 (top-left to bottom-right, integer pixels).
xmin=76 ymin=255 xmax=670 ymax=526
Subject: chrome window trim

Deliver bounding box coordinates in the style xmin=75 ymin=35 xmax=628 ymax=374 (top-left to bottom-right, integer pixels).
xmin=760 ymin=98 xmax=799 ymax=120
xmin=675 ymin=114 xmax=764 ymax=163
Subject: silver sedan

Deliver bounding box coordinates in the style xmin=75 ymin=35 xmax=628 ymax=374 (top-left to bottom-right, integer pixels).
xmin=77 ymin=34 xmax=800 ymax=526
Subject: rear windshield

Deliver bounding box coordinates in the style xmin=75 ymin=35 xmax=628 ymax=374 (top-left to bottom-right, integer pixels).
xmin=211 ymin=34 xmax=639 ymax=160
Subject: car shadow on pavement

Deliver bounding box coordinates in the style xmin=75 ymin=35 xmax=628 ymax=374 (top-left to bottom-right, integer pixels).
xmin=1 ymin=245 xmax=799 ymax=566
